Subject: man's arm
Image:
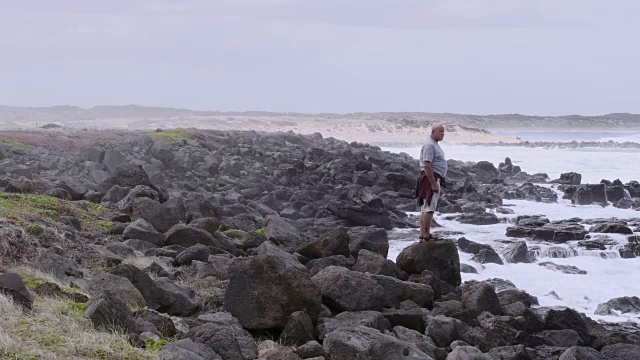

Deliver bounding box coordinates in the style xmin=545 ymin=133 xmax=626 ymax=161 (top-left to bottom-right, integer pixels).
xmin=423 ymin=161 xmax=439 ymax=192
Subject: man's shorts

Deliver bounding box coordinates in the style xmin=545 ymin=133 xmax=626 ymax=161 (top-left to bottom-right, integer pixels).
xmin=421 ymin=178 xmax=440 ymax=213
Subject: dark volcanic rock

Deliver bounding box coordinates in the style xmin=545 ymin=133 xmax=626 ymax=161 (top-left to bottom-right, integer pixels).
xmin=296 ymin=227 xmax=350 ymax=260
xmin=264 ymin=215 xmax=305 ymax=249
xmin=225 ymin=254 xmax=322 ymax=330
xmin=131 ymin=197 xmax=185 ymax=233
xmin=539 ymin=262 xmax=587 ymax=275
xmin=123 ymin=218 xmax=165 ymax=246
xmin=572 ymin=184 xmax=607 ymax=207
xmin=462 ymin=280 xmax=503 ymax=316
xmin=396 ymin=239 xmax=461 ymax=286
xmin=188 ymin=312 xmax=258 ymax=360
xmin=347 ymin=226 xmax=389 ymax=258
xmin=158 ymin=339 xmax=222 ymax=360
xmin=311 ymin=266 xmax=385 ymax=312
xmin=595 ymin=296 xmax=640 ymax=316
xmin=502 ymin=241 xmax=533 ymax=263
xmin=323 ymin=325 xmax=432 ymax=360
xmin=589 ymin=222 xmax=633 ymax=234
xmin=471 ymin=248 xmax=504 ymax=265
xmin=352 ymin=249 xmax=407 ymax=280
xmin=600 ymin=343 xmax=640 ymax=360
xmin=456 ymin=212 xmax=500 ymax=225
xmin=326 ymin=188 xmax=393 ymax=230
xmin=0 ymin=273 xmax=34 ymax=309
xmin=85 ymin=290 xmax=137 ymax=333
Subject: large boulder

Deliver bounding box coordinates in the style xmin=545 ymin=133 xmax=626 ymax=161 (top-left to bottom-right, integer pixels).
xmin=280 ymin=311 xmax=316 ymax=346
xmin=165 ymin=224 xmax=237 ymax=255
xmin=595 ymin=296 xmax=640 ymax=315
xmin=296 ymin=227 xmax=350 ymax=260
xmin=600 ymin=343 xmax=640 ymax=360
xmin=85 ymin=290 xmax=137 ymax=333
xmin=311 ymin=266 xmax=385 ymax=312
xmin=545 ymin=308 xmax=591 ymax=346
xmin=188 ymin=312 xmax=258 ymax=360
xmin=122 ymin=218 xmax=165 ymax=246
xmin=86 ymin=273 xmax=146 ymax=309
xmin=158 ymin=339 xmax=222 ymax=360
xmin=372 ymin=274 xmax=434 ymax=309
xmin=131 ymin=197 xmax=186 ymax=233
xmin=559 ymin=346 xmax=604 ymax=360
xmin=323 ymin=325 xmax=434 ymax=360
xmin=572 ymin=184 xmax=607 ymax=207
xmin=102 ymin=150 xmax=128 ymax=172
xmin=116 ymin=185 xmax=159 ymax=213
xmin=326 ymin=189 xmax=394 ymax=230
xmin=502 ymin=241 xmax=533 ymax=263
xmin=589 ymin=222 xmax=633 ymax=235
xmin=256 ymin=241 xmax=308 ymax=273
xmin=353 ymin=249 xmax=407 ymax=280
xmin=552 ymin=172 xmax=582 ymax=186
xmin=317 ymin=311 xmax=391 ymax=340
xmin=36 ymin=252 xmax=83 ymax=284
xmin=0 ymin=273 xmax=34 ymax=309
xmin=396 ymin=239 xmax=461 ymax=286
xmin=264 ymin=215 xmax=305 ymax=249
xmin=110 ymin=264 xmax=175 ymax=313
xmin=462 ymin=281 xmax=503 ymax=316
xmin=348 ymin=226 xmax=389 ymax=258
xmin=225 ymin=254 xmax=322 ymax=330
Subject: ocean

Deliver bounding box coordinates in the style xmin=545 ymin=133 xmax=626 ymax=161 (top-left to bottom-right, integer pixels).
xmin=382 ymin=134 xmax=640 ymax=323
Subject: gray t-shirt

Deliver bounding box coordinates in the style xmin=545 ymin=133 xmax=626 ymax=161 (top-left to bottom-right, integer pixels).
xmin=420 ymin=138 xmax=447 ymax=177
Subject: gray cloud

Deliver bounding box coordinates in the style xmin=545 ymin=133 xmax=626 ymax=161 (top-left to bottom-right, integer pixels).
xmin=0 ymin=0 xmax=638 ymax=115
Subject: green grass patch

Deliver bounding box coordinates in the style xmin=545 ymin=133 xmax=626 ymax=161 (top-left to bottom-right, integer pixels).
xmin=0 ymin=136 xmax=29 ymax=150
xmin=144 ymin=128 xmax=195 ymax=144
xmin=0 ymin=193 xmax=73 ymax=219
xmin=20 ymin=274 xmax=47 ymax=290
xmin=144 ymin=338 xmax=168 ymax=353
xmin=60 ymin=301 xmax=88 ymax=317
xmin=256 ymin=228 xmax=265 ymax=235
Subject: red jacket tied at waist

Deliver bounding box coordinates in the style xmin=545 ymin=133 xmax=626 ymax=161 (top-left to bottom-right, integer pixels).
xmin=415 ymin=171 xmax=446 ymax=206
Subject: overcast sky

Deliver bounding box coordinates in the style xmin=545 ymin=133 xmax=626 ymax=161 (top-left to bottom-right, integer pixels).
xmin=1 ymin=1 xmax=639 ymax=115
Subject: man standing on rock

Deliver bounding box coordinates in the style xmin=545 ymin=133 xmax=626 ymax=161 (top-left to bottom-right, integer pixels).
xmin=417 ymin=124 xmax=447 ymax=241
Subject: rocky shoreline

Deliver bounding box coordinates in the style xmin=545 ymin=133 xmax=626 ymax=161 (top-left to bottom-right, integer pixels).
xmin=0 ymin=128 xmax=639 ymax=359
xmin=461 ymin=140 xmax=640 ymax=149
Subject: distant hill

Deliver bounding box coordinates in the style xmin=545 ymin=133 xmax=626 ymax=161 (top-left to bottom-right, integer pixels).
xmin=1 ymin=105 xmax=640 ymax=129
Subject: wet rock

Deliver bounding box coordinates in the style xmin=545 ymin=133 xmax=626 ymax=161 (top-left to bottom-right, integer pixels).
xmin=539 ymin=262 xmax=587 ymax=275
xmin=471 ymin=248 xmax=504 ymax=265
xmin=456 ymin=212 xmax=500 ymax=225
xmin=502 ymin=241 xmax=533 ymax=263
xmin=595 ymin=296 xmax=640 ymax=315
xmin=589 ymin=222 xmax=633 ymax=234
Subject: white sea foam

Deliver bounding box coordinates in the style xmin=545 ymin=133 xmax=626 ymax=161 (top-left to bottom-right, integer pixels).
xmin=383 ymin=144 xmax=640 ymax=184
xmin=384 ymin=146 xmax=640 ymax=323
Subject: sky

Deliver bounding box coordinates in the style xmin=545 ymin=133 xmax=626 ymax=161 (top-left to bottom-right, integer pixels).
xmin=1 ymin=0 xmax=639 ymax=115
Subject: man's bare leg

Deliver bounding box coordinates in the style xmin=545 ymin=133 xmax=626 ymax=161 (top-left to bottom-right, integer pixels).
xmin=420 ymin=211 xmax=434 ymax=240
xmin=424 ymin=211 xmax=434 ymax=238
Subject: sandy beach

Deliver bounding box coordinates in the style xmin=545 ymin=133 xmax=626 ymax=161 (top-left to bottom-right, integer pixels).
xmin=24 ymin=115 xmax=519 ymax=146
